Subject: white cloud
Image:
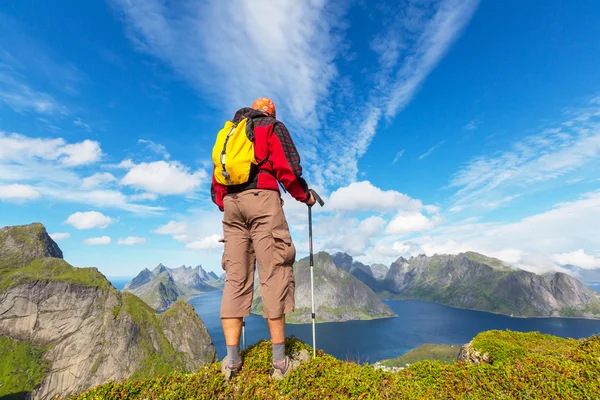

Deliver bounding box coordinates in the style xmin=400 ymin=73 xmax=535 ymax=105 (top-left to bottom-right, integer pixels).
xmin=66 ymin=211 xmax=113 ymax=230
xmin=0 ymin=132 xmax=101 ymax=166
xmin=186 ymin=234 xmax=222 ymax=251
xmin=117 ymin=236 xmax=146 ymax=246
xmin=49 ymin=232 xmax=70 ymax=241
xmin=138 ymin=139 xmax=170 ymax=159
xmin=553 ymin=249 xmax=600 ymax=269
xmin=60 ymin=140 xmax=103 ymax=166
xmin=358 ymin=216 xmax=387 ymax=237
xmin=0 ymin=184 xmax=40 ymax=201
xmin=120 ymin=160 xmax=206 ymax=195
xmin=0 ymin=133 xmax=163 ymax=212
xmin=154 ymin=220 xmax=188 ymax=235
xmin=386 ymin=211 xmax=436 ymax=235
xmin=84 ymin=236 xmax=111 ymax=245
xmin=327 ymin=181 xmax=423 ymax=212
xmin=81 ymin=173 xmax=117 ymax=189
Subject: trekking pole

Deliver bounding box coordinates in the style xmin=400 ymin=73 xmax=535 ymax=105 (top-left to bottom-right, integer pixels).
xmin=242 ymin=318 xmax=246 ymax=350
xmin=308 ymin=189 xmax=325 ymax=358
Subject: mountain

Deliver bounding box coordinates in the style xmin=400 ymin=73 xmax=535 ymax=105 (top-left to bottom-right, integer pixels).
xmin=370 ymin=263 xmax=389 ymax=280
xmin=124 ymin=264 xmax=221 ymax=311
xmin=252 ymin=252 xmax=395 ymax=323
xmin=331 ymin=252 xmax=382 ymax=291
xmin=0 ymin=223 xmax=216 ymax=399
xmin=564 ymin=264 xmax=600 ymax=283
xmin=383 ymin=252 xmax=600 ymax=318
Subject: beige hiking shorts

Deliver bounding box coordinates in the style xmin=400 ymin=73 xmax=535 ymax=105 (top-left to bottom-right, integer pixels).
xmin=220 ymin=189 xmax=296 ymax=319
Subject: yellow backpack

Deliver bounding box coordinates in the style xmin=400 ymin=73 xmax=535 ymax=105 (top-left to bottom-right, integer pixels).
xmin=212 ymin=118 xmax=263 ymax=186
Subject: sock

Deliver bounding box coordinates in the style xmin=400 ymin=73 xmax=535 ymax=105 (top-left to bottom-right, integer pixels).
xmin=272 ymin=341 xmax=286 ymax=364
xmin=226 ymin=345 xmax=241 ymax=366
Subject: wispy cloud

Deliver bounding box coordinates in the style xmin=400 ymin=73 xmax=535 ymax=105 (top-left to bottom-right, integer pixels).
xmin=0 ymin=14 xmax=83 ymax=117
xmin=464 ymin=119 xmax=481 ymax=130
xmin=0 ymin=72 xmax=68 ymax=115
xmin=138 ymin=139 xmax=170 ymax=159
xmin=418 ymin=141 xmax=444 ymax=160
xmin=111 ymin=0 xmax=479 ymax=186
xmin=392 ymin=149 xmax=405 ymax=164
xmin=450 ymin=99 xmax=600 ymax=210
xmin=73 ymin=118 xmax=92 ymax=132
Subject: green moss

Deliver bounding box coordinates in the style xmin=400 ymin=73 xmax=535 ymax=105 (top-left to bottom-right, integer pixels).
xmin=71 ymin=330 xmax=600 ymax=400
xmin=0 ymin=258 xmax=109 ymax=293
xmin=379 ymin=344 xmax=460 ymax=367
xmin=0 ymin=336 xmax=50 ymax=398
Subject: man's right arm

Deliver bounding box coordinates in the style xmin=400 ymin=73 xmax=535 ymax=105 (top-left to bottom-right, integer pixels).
xmin=268 ymin=122 xmax=311 ymax=203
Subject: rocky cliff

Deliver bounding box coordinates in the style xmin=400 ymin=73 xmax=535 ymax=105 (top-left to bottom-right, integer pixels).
xmin=331 ymin=252 xmax=382 ymax=291
xmin=252 ymin=252 xmax=395 ymax=323
xmin=383 ymin=251 xmax=600 ymax=318
xmin=124 ymin=264 xmax=221 ymax=311
xmin=0 ymin=223 xmax=217 ymax=400
xmin=370 ymin=263 xmax=389 ymax=280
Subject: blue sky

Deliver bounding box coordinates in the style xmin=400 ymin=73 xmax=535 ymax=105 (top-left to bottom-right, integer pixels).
xmin=1 ymin=0 xmax=600 ymax=277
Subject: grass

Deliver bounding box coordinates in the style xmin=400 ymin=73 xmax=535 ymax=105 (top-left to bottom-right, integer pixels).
xmin=0 ymin=336 xmax=50 ymax=398
xmin=379 ymin=344 xmax=461 ymax=367
xmin=0 ymin=258 xmax=109 ymax=293
xmin=71 ymin=330 xmax=600 ymax=399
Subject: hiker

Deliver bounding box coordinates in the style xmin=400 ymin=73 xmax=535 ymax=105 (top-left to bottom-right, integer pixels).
xmin=211 ymin=97 xmax=316 ymax=380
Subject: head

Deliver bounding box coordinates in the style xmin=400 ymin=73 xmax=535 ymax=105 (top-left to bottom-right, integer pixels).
xmin=251 ymin=97 xmax=276 ymax=118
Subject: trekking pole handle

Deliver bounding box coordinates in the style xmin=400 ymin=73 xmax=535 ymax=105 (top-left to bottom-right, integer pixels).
xmin=309 ymin=189 xmax=325 ymax=207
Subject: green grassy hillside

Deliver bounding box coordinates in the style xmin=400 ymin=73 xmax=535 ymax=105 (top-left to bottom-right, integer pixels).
xmin=379 ymin=344 xmax=460 ymax=367
xmin=72 ymin=330 xmax=600 ymax=399
xmin=0 ymin=336 xmax=50 ymax=399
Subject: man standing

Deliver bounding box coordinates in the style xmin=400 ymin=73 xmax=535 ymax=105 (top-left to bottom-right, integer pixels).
xmin=211 ymin=98 xmax=316 ymax=380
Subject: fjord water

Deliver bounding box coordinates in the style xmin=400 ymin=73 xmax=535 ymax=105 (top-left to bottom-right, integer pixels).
xmin=187 ymin=290 xmax=600 ymax=362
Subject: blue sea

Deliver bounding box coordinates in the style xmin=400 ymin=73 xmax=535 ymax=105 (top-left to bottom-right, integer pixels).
xmin=109 ymin=278 xmax=600 ymax=362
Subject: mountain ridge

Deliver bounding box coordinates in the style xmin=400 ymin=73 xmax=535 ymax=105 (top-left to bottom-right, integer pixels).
xmin=124 ymin=263 xmax=222 ymax=311
xmin=382 ymin=251 xmax=600 ymax=319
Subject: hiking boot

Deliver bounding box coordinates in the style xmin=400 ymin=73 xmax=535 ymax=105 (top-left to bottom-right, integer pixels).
xmin=270 ymin=349 xmax=311 ymax=380
xmin=221 ymin=357 xmax=242 ymax=381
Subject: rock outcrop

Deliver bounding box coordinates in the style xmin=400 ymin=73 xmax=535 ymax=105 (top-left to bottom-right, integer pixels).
xmin=383 ymin=252 xmax=600 ymax=318
xmin=252 ymin=252 xmax=396 ymax=323
xmin=0 ymin=223 xmax=217 ymax=400
xmin=457 ymin=341 xmax=492 ymax=365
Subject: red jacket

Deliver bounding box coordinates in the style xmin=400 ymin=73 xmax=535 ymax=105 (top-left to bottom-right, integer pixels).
xmin=211 ymin=107 xmax=311 ymax=210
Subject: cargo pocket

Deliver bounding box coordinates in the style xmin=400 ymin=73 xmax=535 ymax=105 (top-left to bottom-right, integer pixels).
xmin=271 ymin=229 xmax=296 ymax=267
